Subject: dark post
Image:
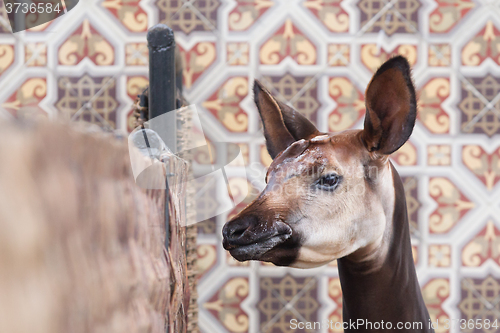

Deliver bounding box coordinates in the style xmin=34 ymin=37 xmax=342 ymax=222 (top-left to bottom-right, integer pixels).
xmin=147 ymin=24 xmax=177 ymax=251
xmin=147 ymin=24 xmax=177 ymax=152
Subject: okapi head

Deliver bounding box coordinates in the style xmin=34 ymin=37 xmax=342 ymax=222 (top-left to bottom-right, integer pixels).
xmin=222 ymin=56 xmax=417 ymax=268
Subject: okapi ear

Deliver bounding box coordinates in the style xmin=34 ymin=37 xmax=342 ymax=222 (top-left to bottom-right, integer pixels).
xmin=254 ymin=80 xmax=319 ymax=159
xmin=361 ymin=56 xmax=417 ymax=156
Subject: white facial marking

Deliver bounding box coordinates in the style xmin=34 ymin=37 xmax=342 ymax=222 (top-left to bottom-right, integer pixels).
xmin=289 ymin=162 xmax=395 ymax=269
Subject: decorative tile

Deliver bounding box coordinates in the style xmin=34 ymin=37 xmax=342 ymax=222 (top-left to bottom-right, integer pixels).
xmin=158 ymin=0 xmax=221 ymax=34
xmin=202 ymin=76 xmax=249 ymax=132
xmin=204 ymin=277 xmax=250 ymax=333
xmin=327 ymin=77 xmax=364 ymax=132
xmin=402 ymin=176 xmax=420 ymax=231
xmin=180 ymin=42 xmax=217 ymax=89
xmin=227 ymin=42 xmax=249 ymax=66
xmin=303 ymin=0 xmax=349 ymax=33
xmin=429 ymin=44 xmax=451 ymax=67
xmin=0 ymin=43 xmax=14 ymax=78
xmin=391 ymin=141 xmax=418 ymax=166
xmin=462 ymin=21 xmax=500 ymax=66
xmin=262 ymin=74 xmax=319 ymax=124
xmin=56 ymin=75 xmax=119 ymax=127
xmin=358 ymin=0 xmax=420 ymax=35
xmin=462 ymin=145 xmax=500 ymax=190
xmin=1 ymin=78 xmax=47 ymax=120
xmin=418 ymin=78 xmax=451 ymax=134
xmin=125 ymin=43 xmax=148 ymax=66
xmin=258 ymin=275 xmax=319 ymax=333
xmin=429 ymin=0 xmax=475 ymax=34
xmin=428 ymin=177 xmax=474 ymax=234
xmin=328 ymin=44 xmax=350 ymax=66
xmin=422 ymin=279 xmax=450 ymax=332
xmin=428 ymin=145 xmax=451 ymax=166
xmin=102 ymin=0 xmax=148 ymax=32
xmin=25 ymin=43 xmax=47 ymax=67
xmin=259 ymin=19 xmax=317 ymax=66
xmin=462 ymin=220 xmax=500 ymax=267
xmin=328 ymin=277 xmax=343 ymax=333
xmin=459 ymin=275 xmax=500 ymax=329
xmin=58 ymin=19 xmax=115 ymax=66
xmin=459 ymin=75 xmax=500 ymax=136
xmin=228 ymin=0 xmax=273 ymax=31
xmin=361 ymin=44 xmax=417 ymax=73
xmin=197 ymin=244 xmax=217 ymax=279
xmin=429 ymin=245 xmax=451 ymax=267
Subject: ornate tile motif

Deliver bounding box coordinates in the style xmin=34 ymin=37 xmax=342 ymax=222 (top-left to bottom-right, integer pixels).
xmin=158 ymin=0 xmax=220 ymax=34
xmin=259 ymin=19 xmax=317 ymax=66
xmin=462 ymin=21 xmax=500 ymax=66
xmin=227 ymin=43 xmax=249 ymax=66
xmin=418 ymin=78 xmax=450 ymax=134
xmin=422 ymin=279 xmax=450 ymax=331
xmin=228 ymin=0 xmax=273 ymax=31
xmin=428 ymin=177 xmax=475 ymax=234
xmin=58 ymin=20 xmax=115 ymax=66
xmin=25 ymin=43 xmax=47 ymax=67
xmin=459 ymin=275 xmax=500 ymax=330
xmin=327 ymin=77 xmax=364 ymax=132
xmin=429 ymin=0 xmax=475 ymax=34
xmin=361 ymin=44 xmax=417 ymax=73
xmin=303 ymin=0 xmax=349 ymax=33
xmin=1 ymin=78 xmax=47 ymax=119
xmin=56 ymin=75 xmax=119 ymax=127
xmin=0 ymin=43 xmax=14 ymax=78
xmin=179 ymin=42 xmax=217 ymax=89
xmin=462 ymin=221 xmax=500 ymax=267
xmin=258 ymin=275 xmax=319 ymax=333
xmin=328 ymin=277 xmax=342 ymax=333
xmin=196 ymin=244 xmax=217 ymax=279
xmin=358 ymin=0 xmax=420 ymax=35
xmin=429 ymin=44 xmax=451 ymax=67
xmin=125 ymin=43 xmax=148 ymax=66
xmin=429 ymin=245 xmax=452 ymax=267
xmin=458 ymin=75 xmax=500 ymax=136
xmin=391 ymin=141 xmax=418 ymax=166
xmin=462 ymin=145 xmax=500 ymax=191
xmin=204 ymin=277 xmax=250 ymax=333
xmin=428 ymin=145 xmax=451 ymax=166
xmin=202 ymin=76 xmax=249 ymax=132
xmin=402 ymin=176 xmax=420 ymax=231
xmin=262 ymin=74 xmax=319 ymax=124
xmin=102 ymin=0 xmax=148 ymax=32
xmin=328 ymin=44 xmax=350 ymax=66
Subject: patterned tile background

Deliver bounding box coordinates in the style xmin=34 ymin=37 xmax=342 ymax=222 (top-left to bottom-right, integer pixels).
xmin=1 ymin=0 xmax=500 ymax=332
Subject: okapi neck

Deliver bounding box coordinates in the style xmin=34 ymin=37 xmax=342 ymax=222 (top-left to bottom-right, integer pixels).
xmin=337 ymin=164 xmax=433 ymax=332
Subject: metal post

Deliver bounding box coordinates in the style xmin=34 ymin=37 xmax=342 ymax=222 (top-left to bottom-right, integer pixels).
xmin=147 ymin=23 xmax=177 ymax=152
xmin=147 ymin=24 xmax=177 ymax=251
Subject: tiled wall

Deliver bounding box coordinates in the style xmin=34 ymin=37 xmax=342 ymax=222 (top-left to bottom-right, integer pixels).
xmin=1 ymin=0 xmax=500 ymax=333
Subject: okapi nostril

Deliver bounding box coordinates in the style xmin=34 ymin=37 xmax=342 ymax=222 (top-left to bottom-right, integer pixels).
xmin=231 ymin=228 xmax=246 ymax=238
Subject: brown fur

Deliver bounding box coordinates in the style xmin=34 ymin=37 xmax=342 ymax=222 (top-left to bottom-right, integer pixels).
xmin=223 ymin=56 xmax=432 ymax=332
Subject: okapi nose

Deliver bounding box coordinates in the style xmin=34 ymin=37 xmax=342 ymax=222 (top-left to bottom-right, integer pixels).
xmin=222 ymin=215 xmax=293 ymax=250
xmin=222 ymin=215 xmax=259 ymax=250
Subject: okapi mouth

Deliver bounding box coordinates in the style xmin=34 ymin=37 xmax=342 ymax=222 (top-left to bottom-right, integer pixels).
xmin=222 ymin=221 xmax=293 ymax=262
xmin=226 ymin=231 xmax=292 ymax=262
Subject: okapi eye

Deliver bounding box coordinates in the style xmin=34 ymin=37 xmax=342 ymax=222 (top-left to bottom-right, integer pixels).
xmin=315 ymin=174 xmax=341 ymax=191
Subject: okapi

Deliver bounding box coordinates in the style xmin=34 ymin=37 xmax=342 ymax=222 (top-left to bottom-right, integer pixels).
xmin=222 ymin=56 xmax=433 ymax=332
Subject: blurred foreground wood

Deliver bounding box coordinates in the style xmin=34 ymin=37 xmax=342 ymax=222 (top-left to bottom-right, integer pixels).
xmin=0 ymin=121 xmax=190 ymax=333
